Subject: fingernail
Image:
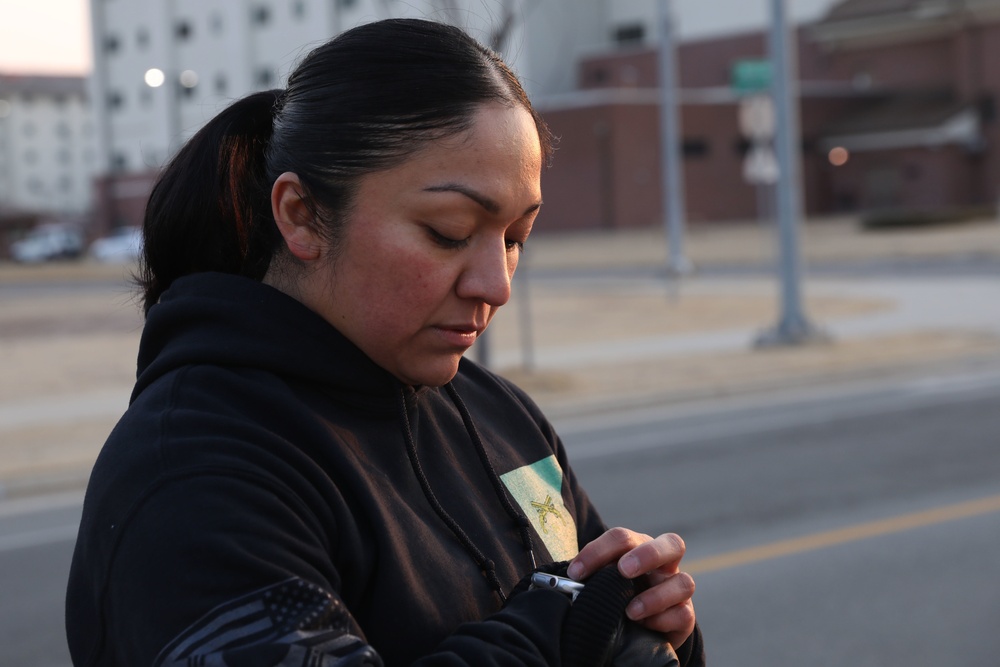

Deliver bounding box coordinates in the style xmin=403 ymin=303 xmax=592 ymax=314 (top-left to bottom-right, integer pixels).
xmin=619 ymin=555 xmax=639 ymax=578
xmin=567 ymin=561 xmax=584 ymax=580
xmin=626 ymin=598 xmax=645 ymax=620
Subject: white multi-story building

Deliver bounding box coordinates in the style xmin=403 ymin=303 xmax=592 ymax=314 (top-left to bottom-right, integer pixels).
xmin=0 ymin=75 xmax=98 ymax=216
xmin=88 ymin=0 xmax=611 ymax=182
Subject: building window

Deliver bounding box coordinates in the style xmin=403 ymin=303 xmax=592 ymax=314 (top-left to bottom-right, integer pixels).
xmin=614 ymin=24 xmax=644 ymax=46
xmin=587 ymin=68 xmax=609 ymax=86
xmin=175 ymin=20 xmax=192 ymax=40
xmin=23 ymin=149 xmax=38 ymax=165
xmin=256 ymin=67 xmax=274 ymax=86
xmin=104 ymin=34 xmax=121 ymax=53
xmin=215 ymin=73 xmax=228 ymax=94
xmin=57 ymin=122 xmax=72 ymax=138
xmin=23 ymin=122 xmax=36 ymax=136
xmin=338 ymin=0 xmax=357 ymax=7
xmin=181 ymin=85 xmax=197 ymax=100
xmin=682 ymin=138 xmax=710 ymax=158
xmin=112 ymin=153 xmax=128 ymax=171
xmin=978 ymin=94 xmax=996 ymax=124
xmin=210 ymin=13 xmax=224 ymax=34
xmin=107 ymin=91 xmax=124 ymax=110
xmin=137 ymin=27 xmax=150 ymax=48
xmin=252 ymin=5 xmax=271 ymax=24
xmin=293 ymin=0 xmax=306 ymax=18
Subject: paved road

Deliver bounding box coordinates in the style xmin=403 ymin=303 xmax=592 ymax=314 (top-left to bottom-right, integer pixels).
xmin=563 ymin=365 xmax=1000 ymax=666
xmin=4 ymin=365 xmax=1000 ymax=666
xmin=0 ymin=493 xmax=81 ymax=667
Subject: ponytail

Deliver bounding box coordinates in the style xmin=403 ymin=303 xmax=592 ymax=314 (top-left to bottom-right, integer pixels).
xmin=138 ymin=89 xmax=284 ymax=315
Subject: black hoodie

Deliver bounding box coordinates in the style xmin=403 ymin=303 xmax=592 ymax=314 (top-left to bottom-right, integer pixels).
xmin=66 ymin=273 xmax=703 ymax=667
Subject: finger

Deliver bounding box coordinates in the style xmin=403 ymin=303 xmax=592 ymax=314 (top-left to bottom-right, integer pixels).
xmin=637 ymin=599 xmax=697 ymax=649
xmin=618 ymin=533 xmax=686 ymax=579
xmin=568 ymin=527 xmax=648 ymax=580
xmin=625 ymin=571 xmax=696 ymax=622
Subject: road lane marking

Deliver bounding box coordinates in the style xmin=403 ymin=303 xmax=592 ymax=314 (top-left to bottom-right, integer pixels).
xmin=685 ymin=494 xmax=1000 ymax=575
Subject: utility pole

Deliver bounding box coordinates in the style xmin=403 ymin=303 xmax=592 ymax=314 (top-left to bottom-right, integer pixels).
xmin=754 ymin=0 xmax=827 ymax=347
xmin=657 ymin=0 xmax=692 ymax=276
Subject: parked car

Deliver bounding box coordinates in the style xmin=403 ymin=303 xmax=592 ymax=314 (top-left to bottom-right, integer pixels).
xmin=10 ymin=223 xmax=85 ymax=263
xmin=89 ymin=226 xmax=143 ymax=263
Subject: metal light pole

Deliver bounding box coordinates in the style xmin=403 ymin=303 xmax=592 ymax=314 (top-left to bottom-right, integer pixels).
xmin=657 ymin=0 xmax=692 ymax=276
xmin=754 ymin=0 xmax=827 ymax=347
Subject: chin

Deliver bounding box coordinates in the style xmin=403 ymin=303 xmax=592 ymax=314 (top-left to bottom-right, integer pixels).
xmin=399 ymin=359 xmax=462 ymax=388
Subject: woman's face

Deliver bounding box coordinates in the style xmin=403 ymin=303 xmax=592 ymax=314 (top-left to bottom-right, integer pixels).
xmin=299 ymin=103 xmax=543 ymax=386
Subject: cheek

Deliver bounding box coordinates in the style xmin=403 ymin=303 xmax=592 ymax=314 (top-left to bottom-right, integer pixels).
xmin=350 ymin=251 xmax=451 ymax=332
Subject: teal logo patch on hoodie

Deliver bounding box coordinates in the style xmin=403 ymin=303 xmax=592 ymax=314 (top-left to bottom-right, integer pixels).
xmin=500 ymin=455 xmax=578 ymax=561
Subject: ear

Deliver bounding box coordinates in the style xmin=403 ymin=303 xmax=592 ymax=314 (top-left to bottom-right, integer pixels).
xmin=271 ymin=172 xmax=321 ymax=261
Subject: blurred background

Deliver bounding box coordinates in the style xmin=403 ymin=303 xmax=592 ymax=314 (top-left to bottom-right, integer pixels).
xmin=2 ymin=1 xmax=1000 ymax=665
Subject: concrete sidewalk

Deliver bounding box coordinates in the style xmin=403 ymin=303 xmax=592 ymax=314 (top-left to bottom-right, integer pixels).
xmin=488 ymin=215 xmax=1000 ymax=414
xmin=2 ymin=215 xmax=999 ymax=497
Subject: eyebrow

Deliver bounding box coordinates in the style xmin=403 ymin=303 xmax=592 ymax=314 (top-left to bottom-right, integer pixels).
xmin=424 ymin=183 xmax=542 ymax=217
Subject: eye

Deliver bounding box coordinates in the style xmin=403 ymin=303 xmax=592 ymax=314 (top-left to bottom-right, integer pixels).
xmin=505 ymin=238 xmax=525 ymax=253
xmin=427 ymin=227 xmax=469 ymax=249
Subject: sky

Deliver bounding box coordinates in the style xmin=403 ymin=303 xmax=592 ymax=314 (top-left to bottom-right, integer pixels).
xmin=0 ymin=0 xmax=839 ymax=76
xmin=0 ymin=1 xmax=92 ymax=75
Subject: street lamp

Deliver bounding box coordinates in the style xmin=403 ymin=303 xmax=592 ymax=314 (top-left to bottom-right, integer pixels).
xmin=179 ymin=70 xmax=199 ymax=89
xmin=144 ymin=68 xmax=166 ymax=88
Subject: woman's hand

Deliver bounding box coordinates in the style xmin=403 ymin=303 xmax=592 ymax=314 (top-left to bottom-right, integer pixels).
xmin=567 ymin=527 xmax=696 ymax=648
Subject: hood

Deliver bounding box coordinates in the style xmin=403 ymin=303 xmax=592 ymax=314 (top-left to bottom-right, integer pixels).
xmin=132 ymin=272 xmax=399 ymax=410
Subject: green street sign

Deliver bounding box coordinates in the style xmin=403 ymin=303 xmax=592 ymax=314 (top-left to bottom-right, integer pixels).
xmin=731 ymin=59 xmax=772 ymax=95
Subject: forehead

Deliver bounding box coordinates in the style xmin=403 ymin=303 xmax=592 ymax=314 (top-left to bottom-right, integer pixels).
xmin=388 ymin=104 xmax=543 ymax=202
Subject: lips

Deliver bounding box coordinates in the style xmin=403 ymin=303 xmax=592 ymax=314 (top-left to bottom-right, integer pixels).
xmin=435 ymin=323 xmax=483 ymax=348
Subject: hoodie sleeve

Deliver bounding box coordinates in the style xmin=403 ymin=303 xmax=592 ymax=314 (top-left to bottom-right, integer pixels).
xmin=71 ymin=472 xmax=570 ymax=667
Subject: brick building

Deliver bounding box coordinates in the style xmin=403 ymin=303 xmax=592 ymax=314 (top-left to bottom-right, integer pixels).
xmin=536 ymin=0 xmax=1000 ymax=230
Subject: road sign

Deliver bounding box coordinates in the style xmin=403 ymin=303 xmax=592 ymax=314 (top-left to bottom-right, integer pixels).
xmin=743 ymin=145 xmax=780 ymax=185
xmin=731 ymin=59 xmax=773 ymax=96
xmin=738 ymin=94 xmax=776 ymax=142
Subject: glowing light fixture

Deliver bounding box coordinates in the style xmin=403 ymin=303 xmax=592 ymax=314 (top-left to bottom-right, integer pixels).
xmin=144 ymin=68 xmax=166 ymax=88
xmin=179 ymin=70 xmax=199 ymax=88
xmin=828 ymin=146 xmax=849 ymax=166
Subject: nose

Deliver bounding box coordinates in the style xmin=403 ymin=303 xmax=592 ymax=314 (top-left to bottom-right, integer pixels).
xmin=456 ymin=237 xmax=514 ymax=307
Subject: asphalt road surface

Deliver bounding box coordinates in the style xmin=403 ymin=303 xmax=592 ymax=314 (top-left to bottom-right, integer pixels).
xmin=560 ymin=363 xmax=1000 ymax=666
xmin=0 ymin=493 xmax=80 ymax=667
xmin=3 ymin=364 xmax=1000 ymax=666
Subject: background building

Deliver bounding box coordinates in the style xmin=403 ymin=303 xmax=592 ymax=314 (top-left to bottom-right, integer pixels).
xmin=537 ymin=0 xmax=1000 ymax=230
xmin=84 ymin=0 xmax=1000 ymax=236
xmin=0 ymin=75 xmax=97 ymax=216
xmin=87 ymin=0 xmax=610 ymax=231
xmin=0 ymin=74 xmax=98 ymax=257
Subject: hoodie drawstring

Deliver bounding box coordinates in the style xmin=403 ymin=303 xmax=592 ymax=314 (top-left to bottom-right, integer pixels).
xmin=396 ymin=384 xmax=537 ymax=605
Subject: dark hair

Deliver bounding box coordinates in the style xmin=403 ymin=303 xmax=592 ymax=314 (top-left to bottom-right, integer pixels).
xmin=138 ymin=18 xmax=552 ymax=315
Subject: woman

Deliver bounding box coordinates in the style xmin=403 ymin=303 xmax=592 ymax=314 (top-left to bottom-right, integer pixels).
xmin=66 ymin=18 xmax=703 ymax=667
